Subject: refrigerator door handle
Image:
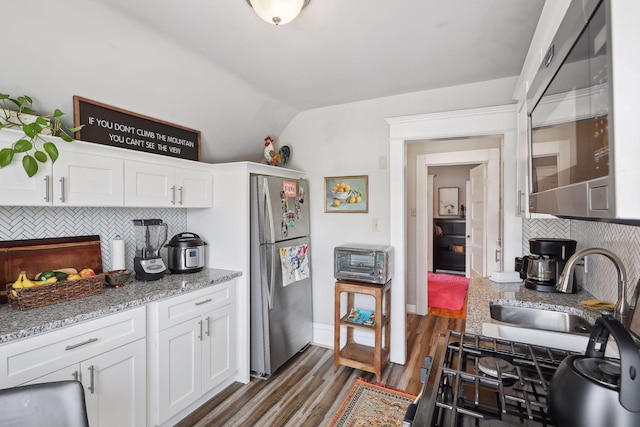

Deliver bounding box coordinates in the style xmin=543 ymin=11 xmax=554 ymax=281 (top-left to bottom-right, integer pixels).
xmin=262 ymin=178 xmax=276 ymax=244
xmin=267 ymin=245 xmax=276 ymax=310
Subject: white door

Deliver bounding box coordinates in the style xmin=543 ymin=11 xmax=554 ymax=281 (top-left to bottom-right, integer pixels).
xmin=175 ymin=167 xmax=213 ymax=207
xmin=0 ymin=141 xmax=50 ymax=206
xmin=158 ymin=317 xmax=202 ymax=423
xmin=202 ymin=304 xmax=236 ymax=392
xmin=53 ymin=152 xmax=124 ymax=206
xmin=468 ymin=164 xmax=486 ymax=277
xmin=124 ymin=160 xmax=175 ymax=206
xmin=82 ymin=339 xmax=146 ymax=427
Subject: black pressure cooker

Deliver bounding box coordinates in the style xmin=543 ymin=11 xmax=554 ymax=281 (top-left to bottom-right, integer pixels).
xmin=165 ymin=232 xmax=207 ymax=274
xmin=548 ymin=315 xmax=640 ymax=427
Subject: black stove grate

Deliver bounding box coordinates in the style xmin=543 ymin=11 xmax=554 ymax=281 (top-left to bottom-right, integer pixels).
xmin=424 ymin=330 xmax=574 ymax=427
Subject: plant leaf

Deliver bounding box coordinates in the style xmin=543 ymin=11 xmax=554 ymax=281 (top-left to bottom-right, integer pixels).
xmin=53 ymin=109 xmax=64 ymax=118
xmin=58 ymin=132 xmax=73 ymax=142
xmin=0 ymin=93 xmax=9 ymax=100
xmin=69 ymin=125 xmax=84 ymax=132
xmin=35 ymin=117 xmax=48 ymax=125
xmin=21 ymin=107 xmax=36 ymax=115
xmin=22 ymin=155 xmax=38 ymax=177
xmin=34 ymin=151 xmax=48 ymax=163
xmin=43 ymin=142 xmax=59 ymax=163
xmin=22 ymin=123 xmax=36 ymax=138
xmin=0 ymin=148 xmax=14 ymax=167
xmin=14 ymin=139 xmax=33 ymax=153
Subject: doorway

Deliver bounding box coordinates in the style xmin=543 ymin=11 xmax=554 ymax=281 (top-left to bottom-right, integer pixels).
xmin=415 ymin=146 xmax=501 ymax=316
xmin=387 ymin=104 xmax=519 ymax=365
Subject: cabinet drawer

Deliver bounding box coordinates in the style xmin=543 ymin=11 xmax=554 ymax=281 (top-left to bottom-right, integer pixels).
xmin=0 ymin=307 xmax=145 ymax=387
xmin=152 ymin=282 xmax=235 ymax=331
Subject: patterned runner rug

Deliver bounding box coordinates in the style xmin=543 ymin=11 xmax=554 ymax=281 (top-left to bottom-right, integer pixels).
xmin=329 ymin=377 xmax=416 ymax=426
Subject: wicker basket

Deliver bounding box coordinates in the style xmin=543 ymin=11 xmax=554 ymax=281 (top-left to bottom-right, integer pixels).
xmin=6 ymin=275 xmax=105 ymax=311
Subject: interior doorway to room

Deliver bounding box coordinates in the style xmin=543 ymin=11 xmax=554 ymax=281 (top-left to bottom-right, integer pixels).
xmin=414 ymin=145 xmax=501 ymax=316
xmin=388 ymin=104 xmax=518 ymax=366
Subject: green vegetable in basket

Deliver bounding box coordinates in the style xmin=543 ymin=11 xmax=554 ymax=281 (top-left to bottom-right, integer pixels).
xmin=54 ymin=271 xmax=68 ymax=281
xmin=36 ymin=270 xmax=56 ymax=281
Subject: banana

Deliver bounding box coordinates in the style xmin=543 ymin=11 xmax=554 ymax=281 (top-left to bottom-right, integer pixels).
xmin=21 ymin=275 xmax=36 ymax=288
xmin=34 ymin=277 xmax=58 ymax=286
xmin=12 ymin=272 xmax=26 ymax=289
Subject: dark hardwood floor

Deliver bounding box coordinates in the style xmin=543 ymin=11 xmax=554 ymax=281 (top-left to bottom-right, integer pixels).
xmin=176 ymin=313 xmax=465 ymax=427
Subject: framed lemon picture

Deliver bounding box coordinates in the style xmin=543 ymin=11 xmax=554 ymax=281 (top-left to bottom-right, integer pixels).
xmin=324 ymin=175 xmax=368 ymax=213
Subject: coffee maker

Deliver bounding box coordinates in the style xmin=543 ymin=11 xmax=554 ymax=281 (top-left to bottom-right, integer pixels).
xmin=519 ymin=238 xmax=577 ymax=292
xmin=133 ymin=218 xmax=168 ymax=281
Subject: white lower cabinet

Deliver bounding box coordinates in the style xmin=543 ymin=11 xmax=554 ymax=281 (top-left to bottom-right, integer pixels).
xmin=0 ymin=307 xmax=146 ymax=427
xmin=26 ymin=339 xmax=146 ymax=427
xmin=148 ymin=282 xmax=237 ymax=426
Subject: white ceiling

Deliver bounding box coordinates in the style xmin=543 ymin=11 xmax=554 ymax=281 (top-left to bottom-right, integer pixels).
xmin=94 ymin=0 xmax=545 ymax=112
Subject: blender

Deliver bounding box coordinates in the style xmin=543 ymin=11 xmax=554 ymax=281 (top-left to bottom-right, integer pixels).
xmin=133 ymin=219 xmax=168 ymax=281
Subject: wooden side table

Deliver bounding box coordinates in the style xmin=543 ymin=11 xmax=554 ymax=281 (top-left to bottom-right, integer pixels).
xmin=333 ymin=279 xmax=391 ymax=381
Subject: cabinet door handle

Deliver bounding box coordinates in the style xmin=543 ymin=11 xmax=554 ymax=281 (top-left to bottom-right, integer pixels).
xmin=59 ymin=177 xmax=65 ymax=203
xmin=44 ymin=175 xmax=50 ymax=202
xmin=65 ymin=337 xmax=98 ymax=351
xmin=198 ymin=320 xmax=203 ymax=341
xmin=204 ymin=316 xmax=210 ymax=337
xmin=72 ymin=370 xmax=79 ymax=382
xmin=88 ymin=365 xmax=95 ymax=394
xmin=517 ymin=190 xmax=523 ymax=215
xmin=178 ymin=186 xmax=184 ymax=205
xmin=195 ymin=298 xmax=212 ymax=306
xmin=171 ymin=185 xmax=176 ymax=205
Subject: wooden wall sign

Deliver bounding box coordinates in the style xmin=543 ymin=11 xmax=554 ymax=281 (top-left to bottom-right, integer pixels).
xmin=73 ymin=96 xmax=201 ymax=161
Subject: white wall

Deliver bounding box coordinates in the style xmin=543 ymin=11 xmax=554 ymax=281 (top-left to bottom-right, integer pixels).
xmin=3 ymin=0 xmax=297 ymax=164
xmin=279 ymin=77 xmax=520 ymax=337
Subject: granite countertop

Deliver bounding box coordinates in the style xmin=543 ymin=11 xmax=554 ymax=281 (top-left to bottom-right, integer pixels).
xmin=0 ymin=268 xmax=242 ymax=344
xmin=465 ymin=276 xmax=600 ymax=334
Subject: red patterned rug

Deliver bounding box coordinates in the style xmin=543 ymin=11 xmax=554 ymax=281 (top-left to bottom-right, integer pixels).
xmin=428 ymin=272 xmax=469 ymax=311
xmin=329 ymin=377 xmax=416 ymax=426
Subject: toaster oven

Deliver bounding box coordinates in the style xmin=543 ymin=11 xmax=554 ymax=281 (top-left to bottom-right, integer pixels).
xmin=334 ymin=244 xmax=393 ymax=284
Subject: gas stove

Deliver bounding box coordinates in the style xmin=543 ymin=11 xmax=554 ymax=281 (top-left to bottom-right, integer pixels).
xmin=409 ymin=330 xmax=576 ymax=427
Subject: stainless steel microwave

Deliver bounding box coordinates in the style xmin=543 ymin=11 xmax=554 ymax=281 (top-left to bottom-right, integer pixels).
xmin=334 ymin=244 xmax=393 ymax=285
xmin=527 ymin=0 xmax=640 ymax=222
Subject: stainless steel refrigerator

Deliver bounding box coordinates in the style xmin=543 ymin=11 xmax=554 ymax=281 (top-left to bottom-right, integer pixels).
xmin=250 ymin=175 xmax=312 ymax=378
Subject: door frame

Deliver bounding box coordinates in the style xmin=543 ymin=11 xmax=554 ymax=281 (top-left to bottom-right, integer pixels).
xmin=416 ymin=149 xmax=499 ymax=316
xmin=386 ymin=104 xmax=519 ymax=365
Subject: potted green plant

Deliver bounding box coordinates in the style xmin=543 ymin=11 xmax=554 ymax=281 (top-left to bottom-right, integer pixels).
xmin=0 ymin=93 xmax=82 ymax=177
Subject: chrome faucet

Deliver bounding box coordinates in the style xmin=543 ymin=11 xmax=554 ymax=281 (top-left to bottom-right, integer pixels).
xmin=557 ymin=247 xmax=630 ymax=325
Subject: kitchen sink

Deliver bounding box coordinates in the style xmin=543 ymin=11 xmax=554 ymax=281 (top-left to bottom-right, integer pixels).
xmin=482 ymin=303 xmax=620 ymax=357
xmin=489 ymin=303 xmax=592 ymax=335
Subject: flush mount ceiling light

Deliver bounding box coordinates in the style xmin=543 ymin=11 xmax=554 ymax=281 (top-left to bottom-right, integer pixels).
xmin=246 ymin=0 xmax=311 ymax=25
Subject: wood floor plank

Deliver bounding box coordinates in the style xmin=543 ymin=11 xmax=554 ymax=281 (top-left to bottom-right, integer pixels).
xmin=175 ymin=313 xmax=464 ymax=426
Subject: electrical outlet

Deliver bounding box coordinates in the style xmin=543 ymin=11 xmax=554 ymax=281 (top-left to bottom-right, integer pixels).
xmin=372 ymin=218 xmax=380 ymax=231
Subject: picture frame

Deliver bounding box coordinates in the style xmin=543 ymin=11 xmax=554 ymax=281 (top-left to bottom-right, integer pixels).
xmin=438 ymin=187 xmax=459 ymax=216
xmin=324 ymin=175 xmax=368 ymax=213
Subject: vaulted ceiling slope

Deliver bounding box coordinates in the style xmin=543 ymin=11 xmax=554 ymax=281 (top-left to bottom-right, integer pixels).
xmin=4 ymin=1 xmax=543 ymax=163
xmin=96 ymin=0 xmax=545 ymax=111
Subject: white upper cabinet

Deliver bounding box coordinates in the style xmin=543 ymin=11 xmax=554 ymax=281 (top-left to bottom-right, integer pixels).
xmin=0 ymin=138 xmax=124 ymax=207
xmin=124 ymin=160 xmax=212 ymax=208
xmin=53 ymin=151 xmax=124 ymax=206
xmin=0 ymin=129 xmax=212 ymax=208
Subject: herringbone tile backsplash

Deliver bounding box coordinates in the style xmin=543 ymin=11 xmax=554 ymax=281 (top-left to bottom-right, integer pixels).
xmin=0 ymin=206 xmax=188 ymax=271
xmin=524 ymin=218 xmax=640 ymax=303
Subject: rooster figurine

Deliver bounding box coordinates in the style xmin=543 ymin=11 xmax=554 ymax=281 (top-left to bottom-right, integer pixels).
xmin=263 ymin=136 xmax=282 ymax=166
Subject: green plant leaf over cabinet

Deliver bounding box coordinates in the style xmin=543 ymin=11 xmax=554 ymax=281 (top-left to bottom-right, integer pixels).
xmin=0 ymin=93 xmax=83 ymax=177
